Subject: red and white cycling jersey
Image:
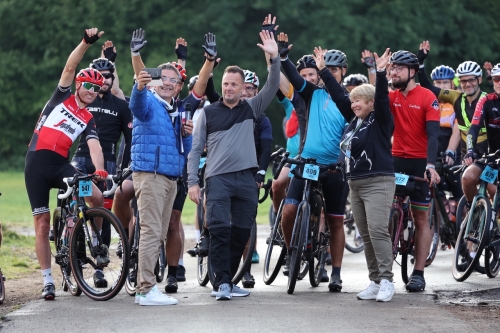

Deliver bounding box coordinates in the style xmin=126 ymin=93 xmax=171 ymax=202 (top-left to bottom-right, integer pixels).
xmin=28 ymin=86 xmax=98 ymax=158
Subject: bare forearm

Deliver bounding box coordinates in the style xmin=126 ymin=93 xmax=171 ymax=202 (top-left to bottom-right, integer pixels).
xmin=88 ymin=140 xmax=105 ymax=170
xmin=132 ymin=54 xmax=146 ymax=77
xmin=60 ymin=42 xmax=91 ymax=87
xmin=194 ymin=59 xmax=215 ymax=97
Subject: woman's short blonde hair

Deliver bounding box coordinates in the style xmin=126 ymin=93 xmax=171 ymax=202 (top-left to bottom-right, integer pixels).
xmin=349 ymin=84 xmax=375 ymax=102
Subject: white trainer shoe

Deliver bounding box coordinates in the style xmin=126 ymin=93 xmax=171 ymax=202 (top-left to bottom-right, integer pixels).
xmin=135 ymin=293 xmax=143 ymax=304
xmin=376 ymin=279 xmax=395 ymax=302
xmin=357 ymin=281 xmax=380 ymax=300
xmin=139 ymin=285 xmax=178 ymax=306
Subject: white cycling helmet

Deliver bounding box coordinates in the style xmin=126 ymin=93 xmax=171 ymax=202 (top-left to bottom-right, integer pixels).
xmin=456 ymin=61 xmax=482 ymax=77
xmin=491 ymin=63 xmax=500 ymax=77
xmin=243 ymin=70 xmax=259 ymax=88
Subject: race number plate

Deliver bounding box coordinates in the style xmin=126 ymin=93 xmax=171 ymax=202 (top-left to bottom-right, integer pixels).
xmin=79 ymin=180 xmax=92 ymax=197
xmin=480 ymin=165 xmax=498 ymax=184
xmin=394 ymin=173 xmax=409 ymax=186
xmin=303 ymin=164 xmax=320 ymax=181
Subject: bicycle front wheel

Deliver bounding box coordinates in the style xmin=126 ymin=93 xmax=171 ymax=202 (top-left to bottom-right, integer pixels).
xmin=309 ymin=220 xmax=329 ymax=287
xmin=452 ymin=197 xmax=491 ymax=282
xmin=388 ymin=208 xmax=401 ymax=261
xmin=70 ymin=207 xmax=129 ymax=301
xmin=426 ymin=199 xmax=440 ymax=267
xmin=401 ymin=220 xmax=415 ymax=284
xmin=263 ymin=201 xmax=286 ymax=285
xmin=287 ymin=203 xmax=309 ymax=295
xmin=155 ymin=242 xmax=166 ymax=283
xmin=485 ymin=219 xmax=500 ymax=278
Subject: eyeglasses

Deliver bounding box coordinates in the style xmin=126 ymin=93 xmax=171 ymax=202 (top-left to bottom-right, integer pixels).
xmin=389 ymin=66 xmax=406 ymax=73
xmin=459 ymin=78 xmax=478 ymax=85
xmin=244 ymin=85 xmax=256 ymax=93
xmin=492 ymin=77 xmax=500 ymax=83
xmin=81 ymin=82 xmax=101 ymax=93
xmin=101 ymin=72 xmax=114 ymax=79
xmin=327 ymin=67 xmax=341 ymax=73
xmin=161 ymin=76 xmax=180 ymax=84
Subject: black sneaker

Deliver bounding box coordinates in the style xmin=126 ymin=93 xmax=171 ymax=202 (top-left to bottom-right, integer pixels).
xmin=405 ymin=275 xmax=425 ymax=292
xmin=320 ymin=268 xmax=329 ymax=283
xmin=328 ymin=273 xmax=342 ymax=292
xmin=187 ymin=248 xmax=197 ymax=257
xmin=165 ymin=276 xmax=178 ymax=293
xmin=116 ymin=241 xmax=123 ymax=259
xmin=242 ymin=272 xmax=255 ymax=288
xmin=198 ymin=236 xmax=209 ymax=257
xmin=93 ymin=271 xmax=108 ymax=288
xmin=129 ymin=269 xmax=137 ymax=283
xmin=42 ymin=283 xmax=56 ymax=300
xmin=176 ymin=265 xmax=186 ymax=282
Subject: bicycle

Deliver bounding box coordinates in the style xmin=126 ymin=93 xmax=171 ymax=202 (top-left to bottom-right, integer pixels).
xmin=343 ymin=198 xmax=364 ymax=253
xmin=452 ymin=149 xmax=500 ymax=281
xmin=0 ymin=192 xmax=4 ymax=304
xmin=389 ymin=172 xmax=430 ymax=284
xmin=55 ymin=173 xmax=129 ymax=301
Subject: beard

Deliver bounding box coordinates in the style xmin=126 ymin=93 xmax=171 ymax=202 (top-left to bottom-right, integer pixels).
xmin=391 ymin=78 xmax=406 ymax=89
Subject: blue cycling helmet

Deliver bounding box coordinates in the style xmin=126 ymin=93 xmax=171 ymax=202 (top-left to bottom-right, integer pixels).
xmin=431 ymin=65 xmax=455 ymax=80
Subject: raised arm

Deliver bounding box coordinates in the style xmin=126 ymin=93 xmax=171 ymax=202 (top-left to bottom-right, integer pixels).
xmin=101 ymin=40 xmax=126 ymax=100
xmin=175 ymin=37 xmax=187 ymax=69
xmin=130 ymin=28 xmax=148 ymax=77
xmin=247 ymin=30 xmax=280 ymax=117
xmin=194 ymin=33 xmax=219 ymax=98
xmin=361 ymin=49 xmax=376 ymax=85
xmin=60 ymin=28 xmax=104 ymax=87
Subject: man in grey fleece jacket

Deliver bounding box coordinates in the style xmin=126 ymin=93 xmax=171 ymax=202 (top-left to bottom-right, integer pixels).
xmin=187 ymin=30 xmax=280 ymax=300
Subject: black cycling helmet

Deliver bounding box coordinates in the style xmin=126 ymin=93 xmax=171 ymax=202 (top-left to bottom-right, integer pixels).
xmin=343 ymin=74 xmax=368 ymax=87
xmin=324 ymin=50 xmax=348 ymax=68
xmin=188 ymin=75 xmax=198 ymax=91
xmin=389 ymin=50 xmax=419 ymax=69
xmin=90 ymin=58 xmax=115 ymax=74
xmin=296 ymin=55 xmax=317 ymax=72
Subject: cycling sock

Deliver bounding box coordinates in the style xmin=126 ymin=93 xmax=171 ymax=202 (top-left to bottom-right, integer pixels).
xmin=195 ymin=229 xmax=201 ymax=241
xmin=178 ymin=259 xmax=184 ymax=266
xmin=332 ymin=266 xmax=341 ymax=276
xmin=168 ymin=265 xmax=178 ymax=278
xmin=412 ymin=269 xmax=424 ymax=278
xmin=41 ymin=268 xmax=54 ymax=285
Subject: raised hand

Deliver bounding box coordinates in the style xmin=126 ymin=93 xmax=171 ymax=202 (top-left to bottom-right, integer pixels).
xmin=257 ymin=30 xmax=278 ymax=58
xmin=374 ymin=48 xmax=391 ymax=71
xmin=175 ymin=37 xmax=188 ymax=61
xmin=312 ymin=47 xmax=327 ymax=70
xmin=262 ymin=14 xmax=279 ymax=33
xmin=130 ymin=28 xmax=147 ymax=54
xmin=277 ymin=32 xmax=293 ymax=59
xmin=101 ymin=40 xmax=117 ymax=62
xmin=83 ymin=28 xmax=104 ymax=45
xmin=361 ymin=49 xmax=375 ymax=68
xmin=417 ymin=40 xmax=430 ymax=64
xmin=202 ymin=33 xmax=217 ymax=58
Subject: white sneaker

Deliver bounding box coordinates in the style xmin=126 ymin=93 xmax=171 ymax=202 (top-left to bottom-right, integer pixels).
xmin=376 ymin=279 xmax=395 ymax=302
xmin=139 ymin=285 xmax=178 ymax=306
xmin=231 ymin=285 xmax=250 ymax=297
xmin=357 ymin=281 xmax=380 ymax=300
xmin=135 ymin=293 xmax=143 ymax=304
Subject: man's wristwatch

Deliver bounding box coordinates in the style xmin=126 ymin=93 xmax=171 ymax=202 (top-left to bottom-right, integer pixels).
xmin=257 ymin=170 xmax=266 ymax=176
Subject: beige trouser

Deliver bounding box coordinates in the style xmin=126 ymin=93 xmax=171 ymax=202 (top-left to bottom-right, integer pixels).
xmin=133 ymin=172 xmax=177 ymax=294
xmin=348 ymin=175 xmax=395 ymax=282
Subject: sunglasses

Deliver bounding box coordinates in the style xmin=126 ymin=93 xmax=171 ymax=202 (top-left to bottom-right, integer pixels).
xmin=492 ymin=77 xmax=500 ymax=83
xmin=101 ymin=72 xmax=114 ymax=79
xmin=459 ymin=78 xmax=477 ymax=85
xmin=81 ymin=82 xmax=101 ymax=93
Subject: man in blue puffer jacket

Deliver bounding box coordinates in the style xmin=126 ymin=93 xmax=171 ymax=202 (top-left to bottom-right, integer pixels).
xmin=128 ymin=28 xmax=195 ymax=306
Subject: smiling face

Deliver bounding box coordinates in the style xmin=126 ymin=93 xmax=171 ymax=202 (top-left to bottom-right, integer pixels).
xmin=459 ymin=75 xmax=481 ymax=96
xmin=76 ymin=82 xmax=100 ymax=106
xmin=99 ymin=70 xmax=113 ymax=94
xmin=222 ymin=72 xmax=244 ymax=105
xmin=299 ymin=68 xmax=319 ymax=85
xmin=349 ymin=84 xmax=375 ymax=120
xmin=154 ymin=68 xmax=180 ymax=102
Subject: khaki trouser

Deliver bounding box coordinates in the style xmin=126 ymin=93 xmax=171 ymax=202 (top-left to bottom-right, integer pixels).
xmin=348 ymin=175 xmax=395 ymax=282
xmin=133 ymin=172 xmax=177 ymax=294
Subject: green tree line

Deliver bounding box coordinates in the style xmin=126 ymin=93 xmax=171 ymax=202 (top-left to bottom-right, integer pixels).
xmin=1 ymin=0 xmax=499 ymax=170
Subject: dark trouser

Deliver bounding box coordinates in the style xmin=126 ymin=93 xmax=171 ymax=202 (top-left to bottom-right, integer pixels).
xmin=206 ymin=169 xmax=258 ymax=288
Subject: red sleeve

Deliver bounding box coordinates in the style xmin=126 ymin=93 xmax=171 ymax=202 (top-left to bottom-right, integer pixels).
xmin=424 ymin=90 xmax=441 ymax=122
xmin=285 ymin=110 xmax=299 ymax=138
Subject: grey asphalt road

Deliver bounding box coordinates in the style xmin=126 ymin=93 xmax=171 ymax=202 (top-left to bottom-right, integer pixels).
xmin=2 ymin=224 xmax=499 ymax=332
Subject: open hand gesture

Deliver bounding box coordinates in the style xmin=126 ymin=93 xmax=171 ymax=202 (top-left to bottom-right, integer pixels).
xmin=417 ymin=40 xmax=430 ymax=64
xmin=374 ymin=48 xmax=391 ymax=71
xmin=277 ymin=32 xmax=293 ymax=58
xmin=175 ymin=37 xmax=188 ymax=61
xmin=257 ymin=30 xmax=278 ymax=58
xmin=101 ymin=40 xmax=117 ymax=62
xmin=312 ymin=47 xmax=327 ymax=71
xmin=262 ymin=14 xmax=279 ymax=33
xmin=131 ymin=28 xmax=147 ymax=53
xmin=361 ymin=49 xmax=375 ymax=68
xmin=202 ymin=33 xmax=217 ymax=58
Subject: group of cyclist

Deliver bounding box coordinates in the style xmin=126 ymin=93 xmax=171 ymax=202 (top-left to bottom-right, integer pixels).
xmin=24 ymin=14 xmax=499 ymax=304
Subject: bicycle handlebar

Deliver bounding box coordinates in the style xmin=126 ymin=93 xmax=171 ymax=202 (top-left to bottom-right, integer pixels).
xmin=58 ymin=175 xmax=115 ymax=199
xmin=258 ymin=179 xmax=273 ymax=204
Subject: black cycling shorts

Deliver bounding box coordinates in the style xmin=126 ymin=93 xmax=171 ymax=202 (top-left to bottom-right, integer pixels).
xmin=172 ymin=164 xmax=188 ymax=212
xmin=284 ymin=171 xmax=348 ymax=217
xmin=393 ymin=157 xmax=430 ymax=210
xmin=25 ymin=150 xmax=80 ymax=216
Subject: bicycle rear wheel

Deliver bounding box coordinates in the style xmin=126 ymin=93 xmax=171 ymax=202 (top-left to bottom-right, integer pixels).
xmin=196 ymin=189 xmax=210 ymax=286
xmin=344 ymin=220 xmax=364 ymax=253
xmin=309 ymin=219 xmax=329 ymax=287
xmin=287 ymin=203 xmax=309 ymax=295
xmin=124 ymin=229 xmax=138 ymax=296
xmin=401 ymin=220 xmax=415 ymax=284
xmin=426 ymin=199 xmax=440 ymax=267
xmin=0 ymin=269 xmax=5 ymax=304
xmin=485 ymin=219 xmax=500 ymax=278
xmin=70 ymin=207 xmax=129 ymax=301
xmin=388 ymin=208 xmax=401 ymax=261
xmin=452 ymin=197 xmax=491 ymax=282
xmin=263 ymin=201 xmax=286 ymax=285
xmin=52 ymin=207 xmax=81 ymax=296
xmin=155 ymin=242 xmax=166 ymax=283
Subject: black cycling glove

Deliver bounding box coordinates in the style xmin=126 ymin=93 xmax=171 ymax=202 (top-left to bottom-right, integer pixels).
xmin=362 ymin=57 xmax=375 ymax=68
xmin=417 ymin=48 xmax=428 ymax=65
xmin=83 ymin=30 xmax=100 ymax=45
xmin=202 ymin=33 xmax=217 ymax=58
xmin=255 ymin=173 xmax=265 ymax=185
xmin=262 ymin=23 xmax=276 ymax=34
xmin=130 ymin=28 xmax=147 ymax=54
xmin=176 ymin=44 xmax=188 ymax=61
xmin=103 ymin=45 xmax=117 ymax=62
xmin=278 ymin=39 xmax=290 ymax=58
